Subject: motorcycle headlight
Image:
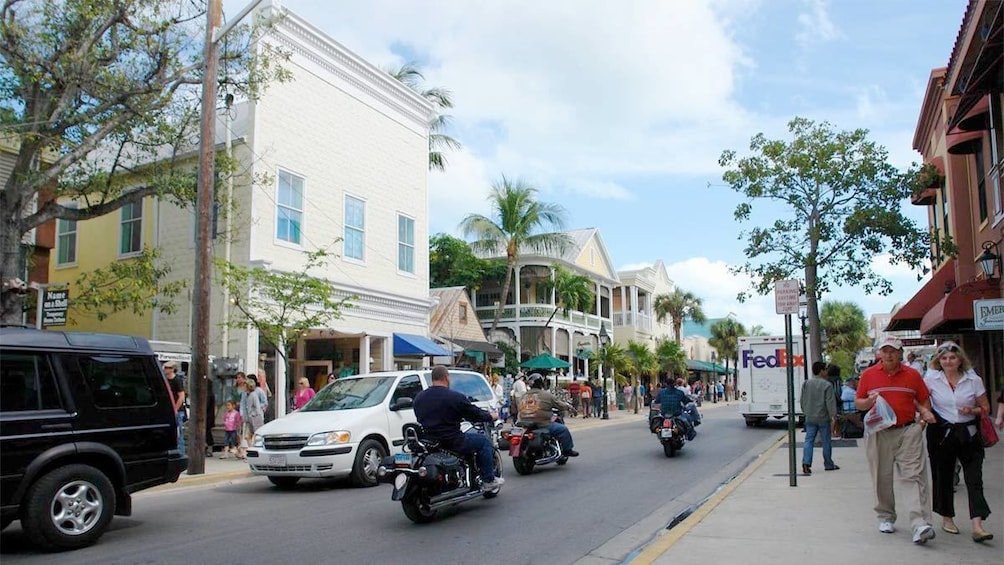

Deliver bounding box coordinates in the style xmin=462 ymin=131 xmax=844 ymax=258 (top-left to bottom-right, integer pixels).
xmin=306 ymin=431 xmax=351 ymax=446
xmin=252 ymin=434 xmax=263 ymax=448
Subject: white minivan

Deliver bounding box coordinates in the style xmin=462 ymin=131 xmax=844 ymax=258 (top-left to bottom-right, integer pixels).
xmin=248 ymin=369 xmax=497 ymax=489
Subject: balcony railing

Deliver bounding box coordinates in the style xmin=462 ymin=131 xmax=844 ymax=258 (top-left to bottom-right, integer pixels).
xmin=476 ymin=305 xmax=604 ymax=330
xmin=613 ymin=311 xmax=652 ymax=331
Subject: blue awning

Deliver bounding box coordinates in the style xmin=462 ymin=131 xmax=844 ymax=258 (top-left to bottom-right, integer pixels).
xmin=393 ymin=333 xmax=452 ymax=357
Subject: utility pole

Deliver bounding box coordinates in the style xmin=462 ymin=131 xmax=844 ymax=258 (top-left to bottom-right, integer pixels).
xmin=189 ymin=0 xmax=222 ymax=475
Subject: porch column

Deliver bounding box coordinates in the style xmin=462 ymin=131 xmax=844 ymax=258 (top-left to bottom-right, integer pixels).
xmin=382 ymin=336 xmax=393 ymax=371
xmin=360 ymin=334 xmax=371 ymax=373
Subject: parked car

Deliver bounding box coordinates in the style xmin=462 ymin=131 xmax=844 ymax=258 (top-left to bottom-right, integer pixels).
xmin=0 ymin=327 xmax=188 ymax=550
xmin=248 ymin=368 xmax=497 ymax=489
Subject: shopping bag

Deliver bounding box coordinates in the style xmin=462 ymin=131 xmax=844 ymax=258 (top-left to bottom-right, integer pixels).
xmin=863 ymin=395 xmax=896 ymax=434
xmin=980 ymin=415 xmax=999 ymax=448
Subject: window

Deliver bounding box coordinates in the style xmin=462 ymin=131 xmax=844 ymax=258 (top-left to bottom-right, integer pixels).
xmin=65 ymin=354 xmax=157 ymax=408
xmin=390 ymin=374 xmax=423 ymax=407
xmin=422 ymin=371 xmax=493 ymax=402
xmin=398 ymin=214 xmax=415 ymax=273
xmin=459 ymin=304 xmax=467 ymax=323
xmin=344 ymin=195 xmax=365 ymax=260
xmin=120 ymin=202 xmax=142 ymax=255
xmin=973 ymin=143 xmax=988 ymax=223
xmin=57 ymin=217 xmax=77 ymax=265
xmin=276 ymin=170 xmax=304 ymax=245
xmin=0 ymin=352 xmax=62 ymax=412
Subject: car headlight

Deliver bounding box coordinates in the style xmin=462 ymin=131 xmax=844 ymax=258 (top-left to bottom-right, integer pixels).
xmin=306 ymin=431 xmax=351 ymax=446
xmin=252 ymin=434 xmax=263 ymax=448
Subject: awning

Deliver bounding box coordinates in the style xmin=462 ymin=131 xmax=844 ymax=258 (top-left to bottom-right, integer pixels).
xmin=886 ymin=260 xmax=957 ymax=332
xmin=393 ymin=333 xmax=452 ymax=357
xmin=686 ymin=360 xmax=728 ymax=375
xmin=449 ymin=338 xmax=503 ymax=356
xmin=920 ymin=279 xmax=1002 ymax=335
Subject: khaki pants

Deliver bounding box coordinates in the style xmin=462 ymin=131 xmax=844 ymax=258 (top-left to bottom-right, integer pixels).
xmin=865 ymin=423 xmax=932 ymax=528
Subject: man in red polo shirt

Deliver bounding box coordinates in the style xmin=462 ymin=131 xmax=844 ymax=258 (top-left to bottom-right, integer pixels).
xmin=856 ymin=337 xmax=938 ymax=544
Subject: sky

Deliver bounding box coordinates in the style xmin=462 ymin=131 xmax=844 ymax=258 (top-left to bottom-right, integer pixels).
xmin=265 ymin=0 xmax=968 ymax=335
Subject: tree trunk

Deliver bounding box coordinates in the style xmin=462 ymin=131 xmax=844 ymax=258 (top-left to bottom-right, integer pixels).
xmin=0 ymin=212 xmax=26 ymax=324
xmin=805 ymin=264 xmax=822 ymax=363
xmin=489 ymin=260 xmax=515 ymax=337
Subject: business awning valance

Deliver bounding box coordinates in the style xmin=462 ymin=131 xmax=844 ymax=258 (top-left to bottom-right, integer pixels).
xmin=886 ymin=260 xmax=957 ymax=332
xmin=394 ymin=333 xmax=452 ymax=357
xmin=920 ymin=279 xmax=1002 ymax=335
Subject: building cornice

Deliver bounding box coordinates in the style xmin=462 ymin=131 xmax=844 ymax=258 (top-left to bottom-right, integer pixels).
xmin=912 ymin=68 xmax=947 ymax=154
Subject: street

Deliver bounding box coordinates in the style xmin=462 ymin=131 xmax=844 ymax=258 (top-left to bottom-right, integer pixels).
xmin=0 ymin=405 xmax=780 ymax=564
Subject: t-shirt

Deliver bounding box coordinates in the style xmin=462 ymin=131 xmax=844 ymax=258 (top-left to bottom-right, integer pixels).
xmin=167 ymin=376 xmax=185 ymax=412
xmin=568 ymin=381 xmax=581 ymax=396
xmin=856 ymin=362 xmax=930 ymax=426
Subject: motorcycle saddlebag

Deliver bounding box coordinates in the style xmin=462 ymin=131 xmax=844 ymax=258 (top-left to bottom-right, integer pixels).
xmin=419 ymin=452 xmax=464 ymax=482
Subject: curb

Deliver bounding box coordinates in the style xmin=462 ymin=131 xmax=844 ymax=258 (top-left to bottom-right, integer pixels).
xmin=627 ymin=433 xmax=786 ymax=564
xmin=146 ymin=469 xmax=253 ymax=493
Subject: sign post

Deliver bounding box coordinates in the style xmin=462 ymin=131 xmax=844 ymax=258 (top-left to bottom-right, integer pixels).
xmin=775 ymin=279 xmax=801 ymax=487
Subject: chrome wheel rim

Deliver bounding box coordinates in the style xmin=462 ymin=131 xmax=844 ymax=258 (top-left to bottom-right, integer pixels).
xmin=50 ymin=480 xmax=103 ymax=536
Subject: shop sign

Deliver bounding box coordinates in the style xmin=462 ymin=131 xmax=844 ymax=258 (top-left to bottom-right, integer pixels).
xmin=973 ymin=298 xmax=1004 ymax=331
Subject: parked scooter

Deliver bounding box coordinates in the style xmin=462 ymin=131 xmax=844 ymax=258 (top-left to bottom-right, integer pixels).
xmin=502 ymin=407 xmax=575 ymax=475
xmin=376 ymin=421 xmax=503 ymax=523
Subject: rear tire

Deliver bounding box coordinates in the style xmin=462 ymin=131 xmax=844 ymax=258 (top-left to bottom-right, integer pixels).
xmin=663 ymin=442 xmax=676 ymax=458
xmin=267 ymin=476 xmax=300 ymax=490
xmin=483 ymin=450 xmax=504 ymax=499
xmin=401 ymin=492 xmax=437 ymax=524
xmin=22 ymin=464 xmax=115 ymax=551
xmin=351 ymin=439 xmax=387 ymax=487
xmin=513 ymin=455 xmax=535 ymax=475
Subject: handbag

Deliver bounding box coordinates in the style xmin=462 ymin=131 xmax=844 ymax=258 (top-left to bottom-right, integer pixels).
xmin=980 ymin=415 xmax=999 ymax=448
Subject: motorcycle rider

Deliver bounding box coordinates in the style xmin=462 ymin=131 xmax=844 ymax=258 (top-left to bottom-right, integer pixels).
xmin=676 ymin=378 xmax=702 ymax=426
xmin=413 ymin=366 xmax=504 ymax=491
xmin=658 ymin=378 xmax=696 ymax=440
xmin=517 ymin=373 xmax=580 ymax=457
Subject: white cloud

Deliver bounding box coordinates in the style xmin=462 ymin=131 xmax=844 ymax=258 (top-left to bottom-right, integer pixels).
xmin=795 ymin=0 xmax=843 ymax=48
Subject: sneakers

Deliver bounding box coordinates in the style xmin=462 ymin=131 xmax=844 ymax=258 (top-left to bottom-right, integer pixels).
xmin=878 ymin=521 xmax=896 ymax=534
xmin=912 ymin=524 xmax=935 ymax=544
xmin=481 ymin=477 xmax=504 ymax=491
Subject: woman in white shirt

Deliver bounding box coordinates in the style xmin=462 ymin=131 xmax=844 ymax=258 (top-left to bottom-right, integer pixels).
xmin=923 ymin=341 xmax=993 ymax=542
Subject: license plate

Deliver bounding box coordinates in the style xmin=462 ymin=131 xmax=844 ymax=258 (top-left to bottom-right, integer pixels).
xmin=509 ymin=429 xmax=524 ymax=436
xmin=268 ymin=454 xmax=286 ymax=466
xmin=394 ymin=452 xmax=412 ymax=467
xmin=660 ymin=429 xmax=673 ymax=438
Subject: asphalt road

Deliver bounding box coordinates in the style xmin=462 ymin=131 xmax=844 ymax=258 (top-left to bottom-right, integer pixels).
xmin=1 ymin=405 xmax=784 ymax=564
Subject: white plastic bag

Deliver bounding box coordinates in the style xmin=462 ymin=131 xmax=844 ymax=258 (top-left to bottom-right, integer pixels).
xmin=863 ymin=395 xmax=896 ymax=434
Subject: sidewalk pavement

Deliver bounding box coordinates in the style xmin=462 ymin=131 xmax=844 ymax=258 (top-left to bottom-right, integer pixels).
xmin=633 ymin=428 xmax=1003 ymax=565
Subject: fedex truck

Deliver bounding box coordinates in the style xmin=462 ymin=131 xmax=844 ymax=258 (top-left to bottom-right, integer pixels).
xmin=737 ymin=335 xmax=808 ymax=427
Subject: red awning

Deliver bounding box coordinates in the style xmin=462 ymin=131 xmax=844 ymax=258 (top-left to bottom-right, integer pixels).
xmin=957 ymin=95 xmax=990 ymax=132
xmin=886 ymin=260 xmax=957 ymax=332
xmin=920 ymin=279 xmax=1003 ymax=335
xmin=946 ymin=130 xmax=983 ymax=155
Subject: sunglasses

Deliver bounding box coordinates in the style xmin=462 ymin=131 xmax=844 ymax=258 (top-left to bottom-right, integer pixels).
xmin=937 ymin=343 xmax=961 ymax=354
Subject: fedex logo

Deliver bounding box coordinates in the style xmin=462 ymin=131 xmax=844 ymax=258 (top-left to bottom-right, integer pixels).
xmin=741 ymin=348 xmax=805 ymax=369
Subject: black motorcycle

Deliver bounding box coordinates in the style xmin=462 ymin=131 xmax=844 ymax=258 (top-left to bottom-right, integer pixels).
xmin=502 ymin=407 xmax=573 ymax=475
xmin=649 ymin=403 xmax=694 ymax=458
xmin=377 ymin=421 xmax=503 ymax=524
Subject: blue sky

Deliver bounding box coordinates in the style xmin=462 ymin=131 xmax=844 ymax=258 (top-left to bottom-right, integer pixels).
xmin=270 ymin=0 xmax=967 ymax=335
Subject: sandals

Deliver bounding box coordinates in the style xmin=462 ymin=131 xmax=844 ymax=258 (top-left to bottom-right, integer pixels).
xmin=942 ymin=523 xmax=959 ymax=535
xmin=972 ymin=531 xmax=994 ymax=543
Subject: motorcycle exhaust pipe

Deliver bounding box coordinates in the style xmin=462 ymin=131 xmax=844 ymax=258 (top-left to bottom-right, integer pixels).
xmin=428 ymin=489 xmax=485 ymax=510
xmin=428 ymin=486 xmax=472 ymax=505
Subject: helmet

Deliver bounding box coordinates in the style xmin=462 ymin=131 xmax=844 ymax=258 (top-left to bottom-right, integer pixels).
xmin=527 ymin=373 xmax=545 ymax=389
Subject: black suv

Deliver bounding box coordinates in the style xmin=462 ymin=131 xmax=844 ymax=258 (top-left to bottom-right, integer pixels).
xmin=0 ymin=327 xmax=188 ymax=550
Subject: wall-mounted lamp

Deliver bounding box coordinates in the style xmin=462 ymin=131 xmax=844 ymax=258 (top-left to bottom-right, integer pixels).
xmin=977 ymin=241 xmax=1000 ymax=279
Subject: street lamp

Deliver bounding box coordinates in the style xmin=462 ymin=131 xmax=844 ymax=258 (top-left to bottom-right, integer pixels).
xmin=977 ymin=240 xmax=1000 ymax=279
xmin=710 ymin=350 xmax=717 ymax=403
xmin=599 ymin=322 xmax=610 ymax=420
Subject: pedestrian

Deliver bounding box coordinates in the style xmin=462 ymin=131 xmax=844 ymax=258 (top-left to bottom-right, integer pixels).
xmin=292 ymin=377 xmax=316 ymax=410
xmin=510 ymin=374 xmax=528 ymax=424
xmin=639 ymin=382 xmax=648 ymax=407
xmin=164 ymin=361 xmax=186 ymax=452
xmin=906 ymin=351 xmax=927 ymax=375
xmin=826 ymin=363 xmax=843 ymax=438
xmin=241 ymin=378 xmax=265 ymax=454
xmin=800 ymin=361 xmax=839 ymax=474
xmin=715 ymin=381 xmax=725 ymax=404
xmin=580 ymin=379 xmax=592 ymax=418
xmin=923 ymin=341 xmax=994 ymax=542
xmin=623 ymin=384 xmax=632 ymax=408
xmin=221 ymin=400 xmax=242 ymax=459
xmin=568 ymin=376 xmax=582 ymax=414
xmin=326 ymin=372 xmax=337 ymax=386
xmin=591 ymin=378 xmax=603 ymax=417
xmin=997 ymin=388 xmax=1004 ymax=430
xmin=855 ymin=336 xmax=938 ymax=544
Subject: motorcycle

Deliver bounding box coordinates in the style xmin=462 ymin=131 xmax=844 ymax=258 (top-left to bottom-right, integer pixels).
xmin=649 ymin=403 xmax=696 ymax=458
xmin=502 ymin=407 xmax=574 ymax=475
xmin=376 ymin=421 xmax=503 ymax=524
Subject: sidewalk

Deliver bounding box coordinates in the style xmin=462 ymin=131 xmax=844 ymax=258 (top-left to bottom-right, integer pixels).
xmin=633 ymin=430 xmax=1003 ymax=565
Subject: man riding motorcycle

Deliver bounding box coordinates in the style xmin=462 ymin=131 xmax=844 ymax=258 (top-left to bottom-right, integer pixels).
xmin=413 ymin=366 xmax=503 ymax=490
xmin=657 ymin=378 xmax=696 ymax=440
xmin=517 ymin=373 xmax=579 ymax=457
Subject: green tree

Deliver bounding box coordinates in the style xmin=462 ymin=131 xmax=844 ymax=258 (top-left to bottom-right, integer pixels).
xmin=654 ymin=339 xmax=688 ymax=380
xmin=70 ymin=247 xmax=186 ymax=322
xmin=820 ymin=300 xmax=870 ymax=377
xmin=537 ymin=264 xmax=594 ymax=352
xmin=459 ymin=176 xmax=572 ymax=336
xmin=748 ymin=324 xmax=770 ymax=336
xmin=386 ymin=62 xmax=461 ymax=171
xmin=626 ymin=339 xmax=658 ymax=409
xmin=215 ymin=249 xmax=350 ymax=417
xmin=719 ymin=117 xmax=929 ymax=362
xmin=709 ymin=317 xmax=747 ymax=396
xmin=654 ymin=289 xmax=707 ymax=344
xmin=0 ymin=0 xmax=289 ymax=323
xmin=429 ymin=233 xmax=506 ymax=289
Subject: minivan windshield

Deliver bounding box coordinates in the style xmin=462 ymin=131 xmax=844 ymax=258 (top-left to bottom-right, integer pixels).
xmin=420 ymin=371 xmax=493 ymax=402
xmin=300 ymin=377 xmax=395 ymax=411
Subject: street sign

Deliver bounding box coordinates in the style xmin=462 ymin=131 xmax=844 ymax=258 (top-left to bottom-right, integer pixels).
xmin=774 ymin=279 xmax=801 ymax=315
xmin=42 ymin=287 xmax=69 ymax=327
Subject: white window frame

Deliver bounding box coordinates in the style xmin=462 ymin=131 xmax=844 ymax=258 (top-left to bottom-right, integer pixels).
xmin=397 ymin=213 xmax=415 ymax=274
xmin=119 ymin=201 xmax=143 ymax=257
xmin=344 ymin=195 xmax=365 ymax=262
xmin=56 ymin=205 xmax=78 ymax=267
xmin=276 ymin=169 xmax=304 ymax=246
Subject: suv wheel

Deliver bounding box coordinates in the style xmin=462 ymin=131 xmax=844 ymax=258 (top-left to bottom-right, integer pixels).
xmin=23 ymin=464 xmax=115 ymax=551
xmin=350 ymin=439 xmax=386 ymax=487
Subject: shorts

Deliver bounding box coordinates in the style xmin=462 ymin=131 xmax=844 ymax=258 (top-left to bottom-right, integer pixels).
xmin=225 ymin=430 xmax=238 ymax=447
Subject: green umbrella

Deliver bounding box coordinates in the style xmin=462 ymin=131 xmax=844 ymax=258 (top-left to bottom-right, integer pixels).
xmin=520 ymin=352 xmax=572 ymax=370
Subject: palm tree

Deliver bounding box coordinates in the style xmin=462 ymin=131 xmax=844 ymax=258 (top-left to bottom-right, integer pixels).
xmin=709 ymin=318 xmax=747 ymax=395
xmin=386 ymin=62 xmax=461 ymax=171
xmin=627 ymin=340 xmax=658 ymax=412
xmin=538 ymin=264 xmax=594 ymax=353
xmin=653 ymin=289 xmax=707 ymax=344
xmin=460 ymin=176 xmax=572 ymax=336
xmin=748 ymin=324 xmax=770 ymax=336
xmin=654 ymin=338 xmax=688 ymax=381
xmin=820 ymin=300 xmax=870 ymax=376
